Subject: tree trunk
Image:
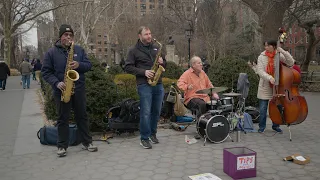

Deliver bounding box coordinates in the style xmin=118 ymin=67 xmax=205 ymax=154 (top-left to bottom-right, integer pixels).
xmin=259 ymin=5 xmax=288 ymax=42
xmin=301 ymin=30 xmax=317 ymax=71
xmin=4 ymin=35 xmax=11 ymax=67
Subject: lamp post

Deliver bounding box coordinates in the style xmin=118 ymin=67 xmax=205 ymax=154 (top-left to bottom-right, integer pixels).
xmin=185 ymin=26 xmax=193 ymax=67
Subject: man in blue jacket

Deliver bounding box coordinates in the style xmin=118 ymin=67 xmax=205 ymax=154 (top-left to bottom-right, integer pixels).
xmin=41 ymin=24 xmax=97 ymax=157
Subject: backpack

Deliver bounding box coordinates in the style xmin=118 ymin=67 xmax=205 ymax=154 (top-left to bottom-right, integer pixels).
xmin=106 ymin=98 xmax=140 ymax=132
xmin=118 ymin=98 xmax=140 ymax=123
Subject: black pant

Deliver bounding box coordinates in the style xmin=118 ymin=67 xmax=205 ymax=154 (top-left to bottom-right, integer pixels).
xmin=186 ymin=98 xmax=207 ymax=119
xmin=54 ymin=90 xmax=92 ymax=149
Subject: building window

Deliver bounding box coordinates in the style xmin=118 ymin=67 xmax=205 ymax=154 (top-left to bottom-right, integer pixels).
xmin=90 ymin=46 xmax=94 ymax=50
xmin=149 ymin=4 xmax=155 ymax=9
xmin=149 ymin=0 xmax=154 ymax=2
xmin=289 ymin=28 xmax=292 ymax=34
xmin=289 ymin=48 xmax=292 ymax=54
xmin=104 ymin=41 xmax=107 ymax=45
xmin=141 ymin=4 xmax=146 ymax=10
xmin=289 ymin=37 xmax=292 ymax=44
xmin=98 ymin=41 xmax=101 ymax=44
xmin=98 ymin=48 xmax=102 ymax=52
xmin=159 ymin=0 xmax=164 ymax=3
xmin=306 ymin=36 xmax=309 ymax=43
xmin=105 ymin=48 xmax=108 ymax=52
xmin=141 ymin=0 xmax=146 ymax=2
xmin=98 ymin=34 xmax=102 ymax=37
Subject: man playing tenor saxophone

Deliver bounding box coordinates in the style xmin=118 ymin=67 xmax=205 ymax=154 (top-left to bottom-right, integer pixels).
xmin=42 ymin=24 xmax=98 ymax=157
xmin=125 ymin=26 xmax=166 ymax=149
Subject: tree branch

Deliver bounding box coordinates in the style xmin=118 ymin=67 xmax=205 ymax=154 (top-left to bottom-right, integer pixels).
xmin=12 ymin=0 xmax=94 ymax=31
xmin=241 ymin=0 xmax=262 ymax=14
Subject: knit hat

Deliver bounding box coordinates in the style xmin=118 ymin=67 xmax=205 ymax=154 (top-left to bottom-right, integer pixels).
xmin=59 ymin=24 xmax=74 ymax=38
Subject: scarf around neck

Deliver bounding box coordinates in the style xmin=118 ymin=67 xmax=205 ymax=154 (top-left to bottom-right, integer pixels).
xmin=265 ymin=50 xmax=276 ymax=77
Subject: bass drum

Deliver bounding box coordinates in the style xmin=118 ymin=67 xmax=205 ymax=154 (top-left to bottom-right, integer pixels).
xmin=197 ymin=112 xmax=230 ymax=143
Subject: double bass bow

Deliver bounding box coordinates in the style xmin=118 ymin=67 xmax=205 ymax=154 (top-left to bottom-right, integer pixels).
xmin=268 ymin=28 xmax=308 ymax=140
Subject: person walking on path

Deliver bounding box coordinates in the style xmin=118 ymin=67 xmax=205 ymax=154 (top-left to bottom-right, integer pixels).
xmin=19 ymin=58 xmax=33 ymax=89
xmin=0 ymin=60 xmax=10 ymax=91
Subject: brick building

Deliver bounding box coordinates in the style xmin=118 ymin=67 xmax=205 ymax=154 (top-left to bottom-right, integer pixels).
xmin=284 ymin=24 xmax=320 ymax=64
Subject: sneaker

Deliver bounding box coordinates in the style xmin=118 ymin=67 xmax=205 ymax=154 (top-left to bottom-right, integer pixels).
xmin=258 ymin=129 xmax=265 ymax=133
xmin=272 ymin=127 xmax=283 ymax=133
xmin=140 ymin=140 xmax=152 ymax=149
xmin=149 ymin=134 xmax=159 ymax=144
xmin=57 ymin=148 xmax=67 ymax=157
xmin=82 ymin=143 xmax=98 ymax=152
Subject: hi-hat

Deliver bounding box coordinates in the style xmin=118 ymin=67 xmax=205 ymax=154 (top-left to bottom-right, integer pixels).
xmin=196 ymin=87 xmax=228 ymax=94
xmin=223 ymin=92 xmax=242 ymax=97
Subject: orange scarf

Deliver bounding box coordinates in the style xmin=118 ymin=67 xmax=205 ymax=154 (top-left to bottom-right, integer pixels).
xmin=265 ymin=51 xmax=276 ymax=76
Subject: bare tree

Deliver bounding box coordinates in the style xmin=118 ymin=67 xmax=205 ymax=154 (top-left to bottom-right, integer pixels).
xmin=52 ymin=0 xmax=135 ymax=65
xmin=0 ymin=0 xmax=89 ymax=66
xmin=197 ymin=0 xmax=223 ymax=62
xmin=241 ymin=0 xmax=294 ymax=41
xmin=285 ymin=0 xmax=320 ymax=71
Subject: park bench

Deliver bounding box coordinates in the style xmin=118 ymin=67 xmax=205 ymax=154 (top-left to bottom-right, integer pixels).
xmin=300 ymin=71 xmax=320 ymax=91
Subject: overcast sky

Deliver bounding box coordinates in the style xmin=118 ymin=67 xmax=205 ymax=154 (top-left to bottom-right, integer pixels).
xmin=22 ymin=27 xmax=38 ymax=48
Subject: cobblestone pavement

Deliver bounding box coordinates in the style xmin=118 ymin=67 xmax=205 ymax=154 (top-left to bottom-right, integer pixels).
xmin=1 ymin=76 xmax=320 ymax=180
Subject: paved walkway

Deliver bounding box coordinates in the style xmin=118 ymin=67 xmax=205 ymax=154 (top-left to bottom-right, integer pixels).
xmin=0 ymin=76 xmax=320 ymax=180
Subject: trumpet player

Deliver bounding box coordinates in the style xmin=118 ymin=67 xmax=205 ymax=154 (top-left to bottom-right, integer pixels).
xmin=125 ymin=26 xmax=166 ymax=149
xmin=41 ymin=24 xmax=97 ymax=157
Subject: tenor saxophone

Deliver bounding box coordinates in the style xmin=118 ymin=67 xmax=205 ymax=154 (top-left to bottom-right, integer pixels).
xmin=61 ymin=41 xmax=80 ymax=103
xmin=148 ymin=39 xmax=165 ymax=86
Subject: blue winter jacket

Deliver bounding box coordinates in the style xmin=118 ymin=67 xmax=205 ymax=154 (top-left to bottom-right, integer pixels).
xmin=41 ymin=40 xmax=92 ymax=95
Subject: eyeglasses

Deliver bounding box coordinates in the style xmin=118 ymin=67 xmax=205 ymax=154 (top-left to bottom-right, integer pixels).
xmin=63 ymin=32 xmax=74 ymax=37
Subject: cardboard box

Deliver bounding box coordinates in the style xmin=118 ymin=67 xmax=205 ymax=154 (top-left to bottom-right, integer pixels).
xmin=223 ymin=147 xmax=257 ymax=179
xmin=283 ymin=154 xmax=310 ymax=165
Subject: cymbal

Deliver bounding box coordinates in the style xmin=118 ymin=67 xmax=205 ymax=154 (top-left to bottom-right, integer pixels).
xmin=223 ymin=92 xmax=242 ymax=97
xmin=196 ymin=87 xmax=228 ymax=94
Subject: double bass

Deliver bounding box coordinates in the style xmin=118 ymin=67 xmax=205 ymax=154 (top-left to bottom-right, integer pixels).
xmin=268 ymin=28 xmax=308 ymax=140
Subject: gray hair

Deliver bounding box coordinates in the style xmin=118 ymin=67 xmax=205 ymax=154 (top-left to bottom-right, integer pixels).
xmin=190 ymin=56 xmax=201 ymax=66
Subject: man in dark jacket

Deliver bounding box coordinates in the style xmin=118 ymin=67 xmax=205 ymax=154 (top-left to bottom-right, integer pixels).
xmin=41 ymin=24 xmax=97 ymax=157
xmin=0 ymin=60 xmax=10 ymax=91
xmin=125 ymin=26 xmax=166 ymax=149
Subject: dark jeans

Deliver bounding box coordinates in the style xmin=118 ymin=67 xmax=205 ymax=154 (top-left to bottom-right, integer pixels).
xmin=186 ymin=98 xmax=207 ymax=119
xmin=258 ymin=99 xmax=279 ymax=131
xmin=137 ymin=83 xmax=164 ymax=140
xmin=0 ymin=79 xmax=7 ymax=90
xmin=54 ymin=90 xmax=92 ymax=149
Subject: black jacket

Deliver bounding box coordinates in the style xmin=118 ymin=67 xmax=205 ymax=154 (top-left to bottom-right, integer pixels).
xmin=0 ymin=62 xmax=10 ymax=80
xmin=124 ymin=39 xmax=166 ymax=85
xmin=41 ymin=40 xmax=92 ymax=95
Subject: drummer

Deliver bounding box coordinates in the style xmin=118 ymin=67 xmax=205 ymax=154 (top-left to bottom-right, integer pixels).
xmin=177 ymin=56 xmax=219 ymax=119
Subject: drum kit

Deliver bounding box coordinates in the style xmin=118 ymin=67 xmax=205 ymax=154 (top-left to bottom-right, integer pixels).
xmin=195 ymin=87 xmax=243 ymax=145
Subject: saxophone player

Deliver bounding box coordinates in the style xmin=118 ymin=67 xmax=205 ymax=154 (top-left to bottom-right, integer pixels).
xmin=41 ymin=24 xmax=97 ymax=157
xmin=125 ymin=26 xmax=166 ymax=149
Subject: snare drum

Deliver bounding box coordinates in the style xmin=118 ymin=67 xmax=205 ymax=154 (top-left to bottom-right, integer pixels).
xmin=197 ymin=112 xmax=230 ymax=143
xmin=220 ymin=97 xmax=234 ymax=106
